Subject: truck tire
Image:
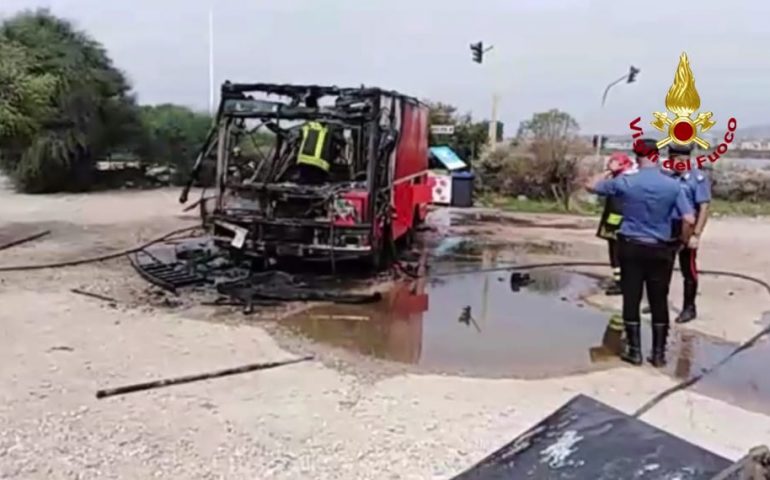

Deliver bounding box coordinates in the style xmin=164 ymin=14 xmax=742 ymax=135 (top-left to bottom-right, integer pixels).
xmin=400 ymin=206 xmax=421 ymax=250
xmin=368 ymin=225 xmax=392 ymax=272
xmin=413 ymin=205 xmax=425 ymax=226
xmin=402 ymin=223 xmax=415 ymax=250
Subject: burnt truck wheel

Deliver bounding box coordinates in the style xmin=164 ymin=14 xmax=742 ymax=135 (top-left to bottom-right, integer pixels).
xmin=399 ymin=206 xmax=420 ymax=250
xmin=413 ymin=205 xmax=425 ymax=226
xmin=401 ymin=225 xmax=415 ymax=250
xmin=368 ymin=248 xmax=382 ymax=271
xmin=368 ymin=226 xmax=392 ymax=272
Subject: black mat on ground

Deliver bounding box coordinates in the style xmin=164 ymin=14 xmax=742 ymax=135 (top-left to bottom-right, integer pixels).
xmin=452 ymin=394 xmax=731 ymax=480
xmin=216 ymin=271 xmax=381 ymax=304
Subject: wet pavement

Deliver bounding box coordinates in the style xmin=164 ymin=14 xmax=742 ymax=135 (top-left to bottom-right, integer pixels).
xmin=670 ymin=327 xmax=770 ymax=415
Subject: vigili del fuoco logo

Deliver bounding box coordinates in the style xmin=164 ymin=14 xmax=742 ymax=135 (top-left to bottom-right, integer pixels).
xmin=629 ymin=52 xmax=737 ymax=171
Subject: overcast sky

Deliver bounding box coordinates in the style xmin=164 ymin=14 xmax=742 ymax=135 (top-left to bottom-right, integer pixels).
xmin=3 ymin=0 xmax=770 ymax=136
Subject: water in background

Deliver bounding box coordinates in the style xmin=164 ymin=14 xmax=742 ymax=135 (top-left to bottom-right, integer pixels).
xmin=718 ymin=157 xmax=770 ymax=169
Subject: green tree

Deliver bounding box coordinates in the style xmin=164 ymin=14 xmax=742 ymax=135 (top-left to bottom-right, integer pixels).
xmin=0 ymin=9 xmax=142 ymax=192
xmin=0 ymin=39 xmax=57 ymax=149
xmin=426 ymin=101 xmax=488 ymax=163
xmin=517 ymin=109 xmax=586 ymax=210
xmin=454 ymin=114 xmax=490 ymax=162
xmin=136 ymin=104 xmax=212 ymax=183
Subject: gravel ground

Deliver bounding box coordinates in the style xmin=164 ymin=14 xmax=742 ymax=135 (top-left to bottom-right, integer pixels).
xmin=2 ymin=187 xmax=770 ymax=479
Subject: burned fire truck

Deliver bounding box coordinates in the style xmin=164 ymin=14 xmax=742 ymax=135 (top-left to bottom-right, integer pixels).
xmin=180 ymin=82 xmax=432 ymax=269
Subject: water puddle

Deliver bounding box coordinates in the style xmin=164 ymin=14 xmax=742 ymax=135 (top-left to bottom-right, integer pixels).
xmin=449 ymin=210 xmax=595 ymax=230
xmin=425 ymin=236 xmax=571 ymax=268
xmin=281 ymin=269 xmax=609 ymax=378
xmin=668 ymin=330 xmax=770 ymax=415
xmin=279 ymin=268 xmax=770 ymax=415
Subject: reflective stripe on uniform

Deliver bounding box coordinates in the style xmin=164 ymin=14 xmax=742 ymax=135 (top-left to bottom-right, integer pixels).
xmin=609 ymin=314 xmax=623 ymax=331
xmin=297 ymin=122 xmax=331 ymax=172
xmin=612 ymin=267 xmax=621 ymax=281
xmin=606 ymin=213 xmax=623 ymax=226
xmin=598 ymin=227 xmax=618 ymax=241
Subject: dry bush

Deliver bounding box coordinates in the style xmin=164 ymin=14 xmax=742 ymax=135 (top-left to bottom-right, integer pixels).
xmin=476 ymin=139 xmax=593 ymax=210
xmin=711 ymin=164 xmax=770 ymax=201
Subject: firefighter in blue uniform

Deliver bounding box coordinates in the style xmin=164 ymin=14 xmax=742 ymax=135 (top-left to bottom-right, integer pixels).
xmin=586 ymin=139 xmax=695 ymax=367
xmin=667 ymin=144 xmax=712 ymax=323
xmin=596 ymin=152 xmax=637 ymax=295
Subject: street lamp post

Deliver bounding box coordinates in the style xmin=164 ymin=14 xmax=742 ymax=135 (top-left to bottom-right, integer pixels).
xmin=208 ymin=6 xmax=215 ymax=115
xmin=594 ymin=65 xmax=640 ymax=162
xmin=470 ymin=41 xmax=499 ymax=147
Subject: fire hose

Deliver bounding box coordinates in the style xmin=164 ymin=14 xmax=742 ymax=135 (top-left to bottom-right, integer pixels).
xmin=0 ymin=225 xmax=201 ymax=272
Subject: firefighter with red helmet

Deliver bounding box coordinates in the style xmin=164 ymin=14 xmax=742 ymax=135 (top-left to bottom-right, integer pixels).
xmin=596 ymin=152 xmax=637 ymax=295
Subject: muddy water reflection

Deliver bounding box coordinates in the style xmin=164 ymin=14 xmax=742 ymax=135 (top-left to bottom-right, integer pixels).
xmin=666 ymin=330 xmax=770 ymax=415
xmin=281 ymin=268 xmax=770 ymax=414
xmin=282 ymin=269 xmax=609 ymax=377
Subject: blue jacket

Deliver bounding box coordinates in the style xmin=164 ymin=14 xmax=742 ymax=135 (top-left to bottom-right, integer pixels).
xmin=593 ymin=166 xmax=694 ymax=243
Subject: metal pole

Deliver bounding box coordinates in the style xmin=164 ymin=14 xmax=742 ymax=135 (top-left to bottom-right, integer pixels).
xmin=471 ymin=43 xmax=498 ymax=149
xmin=488 ymin=93 xmax=500 ymax=147
xmin=594 ymin=74 xmax=629 ymax=162
xmin=96 ymin=356 xmax=314 ymax=399
xmin=486 ymin=46 xmax=499 ymax=148
xmin=208 ymin=7 xmax=215 ymax=115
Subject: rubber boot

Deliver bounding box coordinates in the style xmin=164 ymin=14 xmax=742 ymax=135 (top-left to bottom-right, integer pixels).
xmin=675 ymin=281 xmax=697 ymax=324
xmin=605 ymin=268 xmax=622 ymax=296
xmin=602 ymin=315 xmax=624 ymax=356
xmin=647 ymin=325 xmax=669 ymax=368
xmin=620 ymin=322 xmax=643 ymax=366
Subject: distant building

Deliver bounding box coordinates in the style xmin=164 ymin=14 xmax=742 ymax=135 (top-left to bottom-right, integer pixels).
xmin=738 ymin=140 xmax=770 ymax=151
xmin=605 ymin=140 xmax=633 ymax=150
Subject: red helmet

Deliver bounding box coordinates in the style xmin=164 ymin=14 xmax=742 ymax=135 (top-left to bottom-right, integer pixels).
xmin=607 ymin=152 xmax=634 ymax=174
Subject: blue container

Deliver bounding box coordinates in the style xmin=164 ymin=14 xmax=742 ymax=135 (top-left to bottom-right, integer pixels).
xmin=451 ymin=171 xmax=475 ymax=207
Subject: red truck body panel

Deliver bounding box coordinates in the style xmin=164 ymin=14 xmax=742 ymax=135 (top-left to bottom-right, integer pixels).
xmin=391 ymin=101 xmax=432 ymax=240
xmin=395 ymin=102 xmax=429 ymax=180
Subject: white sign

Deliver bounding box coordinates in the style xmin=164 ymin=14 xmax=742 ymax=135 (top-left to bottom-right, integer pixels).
xmin=430 ymin=125 xmax=455 ymax=135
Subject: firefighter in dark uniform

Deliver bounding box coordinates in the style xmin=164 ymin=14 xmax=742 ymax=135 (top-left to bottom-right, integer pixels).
xmin=667 ymin=144 xmax=712 ymax=323
xmin=586 ymin=139 xmax=695 ymax=367
xmin=596 ymin=152 xmax=637 ymax=295
xmin=285 ymin=92 xmax=346 ymax=185
xmin=292 ymin=121 xmax=345 ymax=185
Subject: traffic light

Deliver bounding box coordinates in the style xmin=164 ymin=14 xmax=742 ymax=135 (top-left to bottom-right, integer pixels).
xmin=627 ymin=65 xmax=640 ymax=83
xmin=470 ymin=42 xmax=483 ymax=64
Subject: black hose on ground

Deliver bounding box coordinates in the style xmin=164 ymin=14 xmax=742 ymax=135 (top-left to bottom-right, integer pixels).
xmin=430 ymin=261 xmax=770 ymax=295
xmin=0 ymin=225 xmax=201 ymax=273
xmin=0 ymin=230 xmax=51 ymax=252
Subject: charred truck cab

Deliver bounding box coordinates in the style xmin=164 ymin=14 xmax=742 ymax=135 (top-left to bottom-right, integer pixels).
xmin=179 ymin=82 xmax=432 ymax=269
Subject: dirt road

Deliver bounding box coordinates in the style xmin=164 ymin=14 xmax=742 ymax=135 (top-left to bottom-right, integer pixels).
xmin=2 ymin=186 xmax=770 ymax=479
